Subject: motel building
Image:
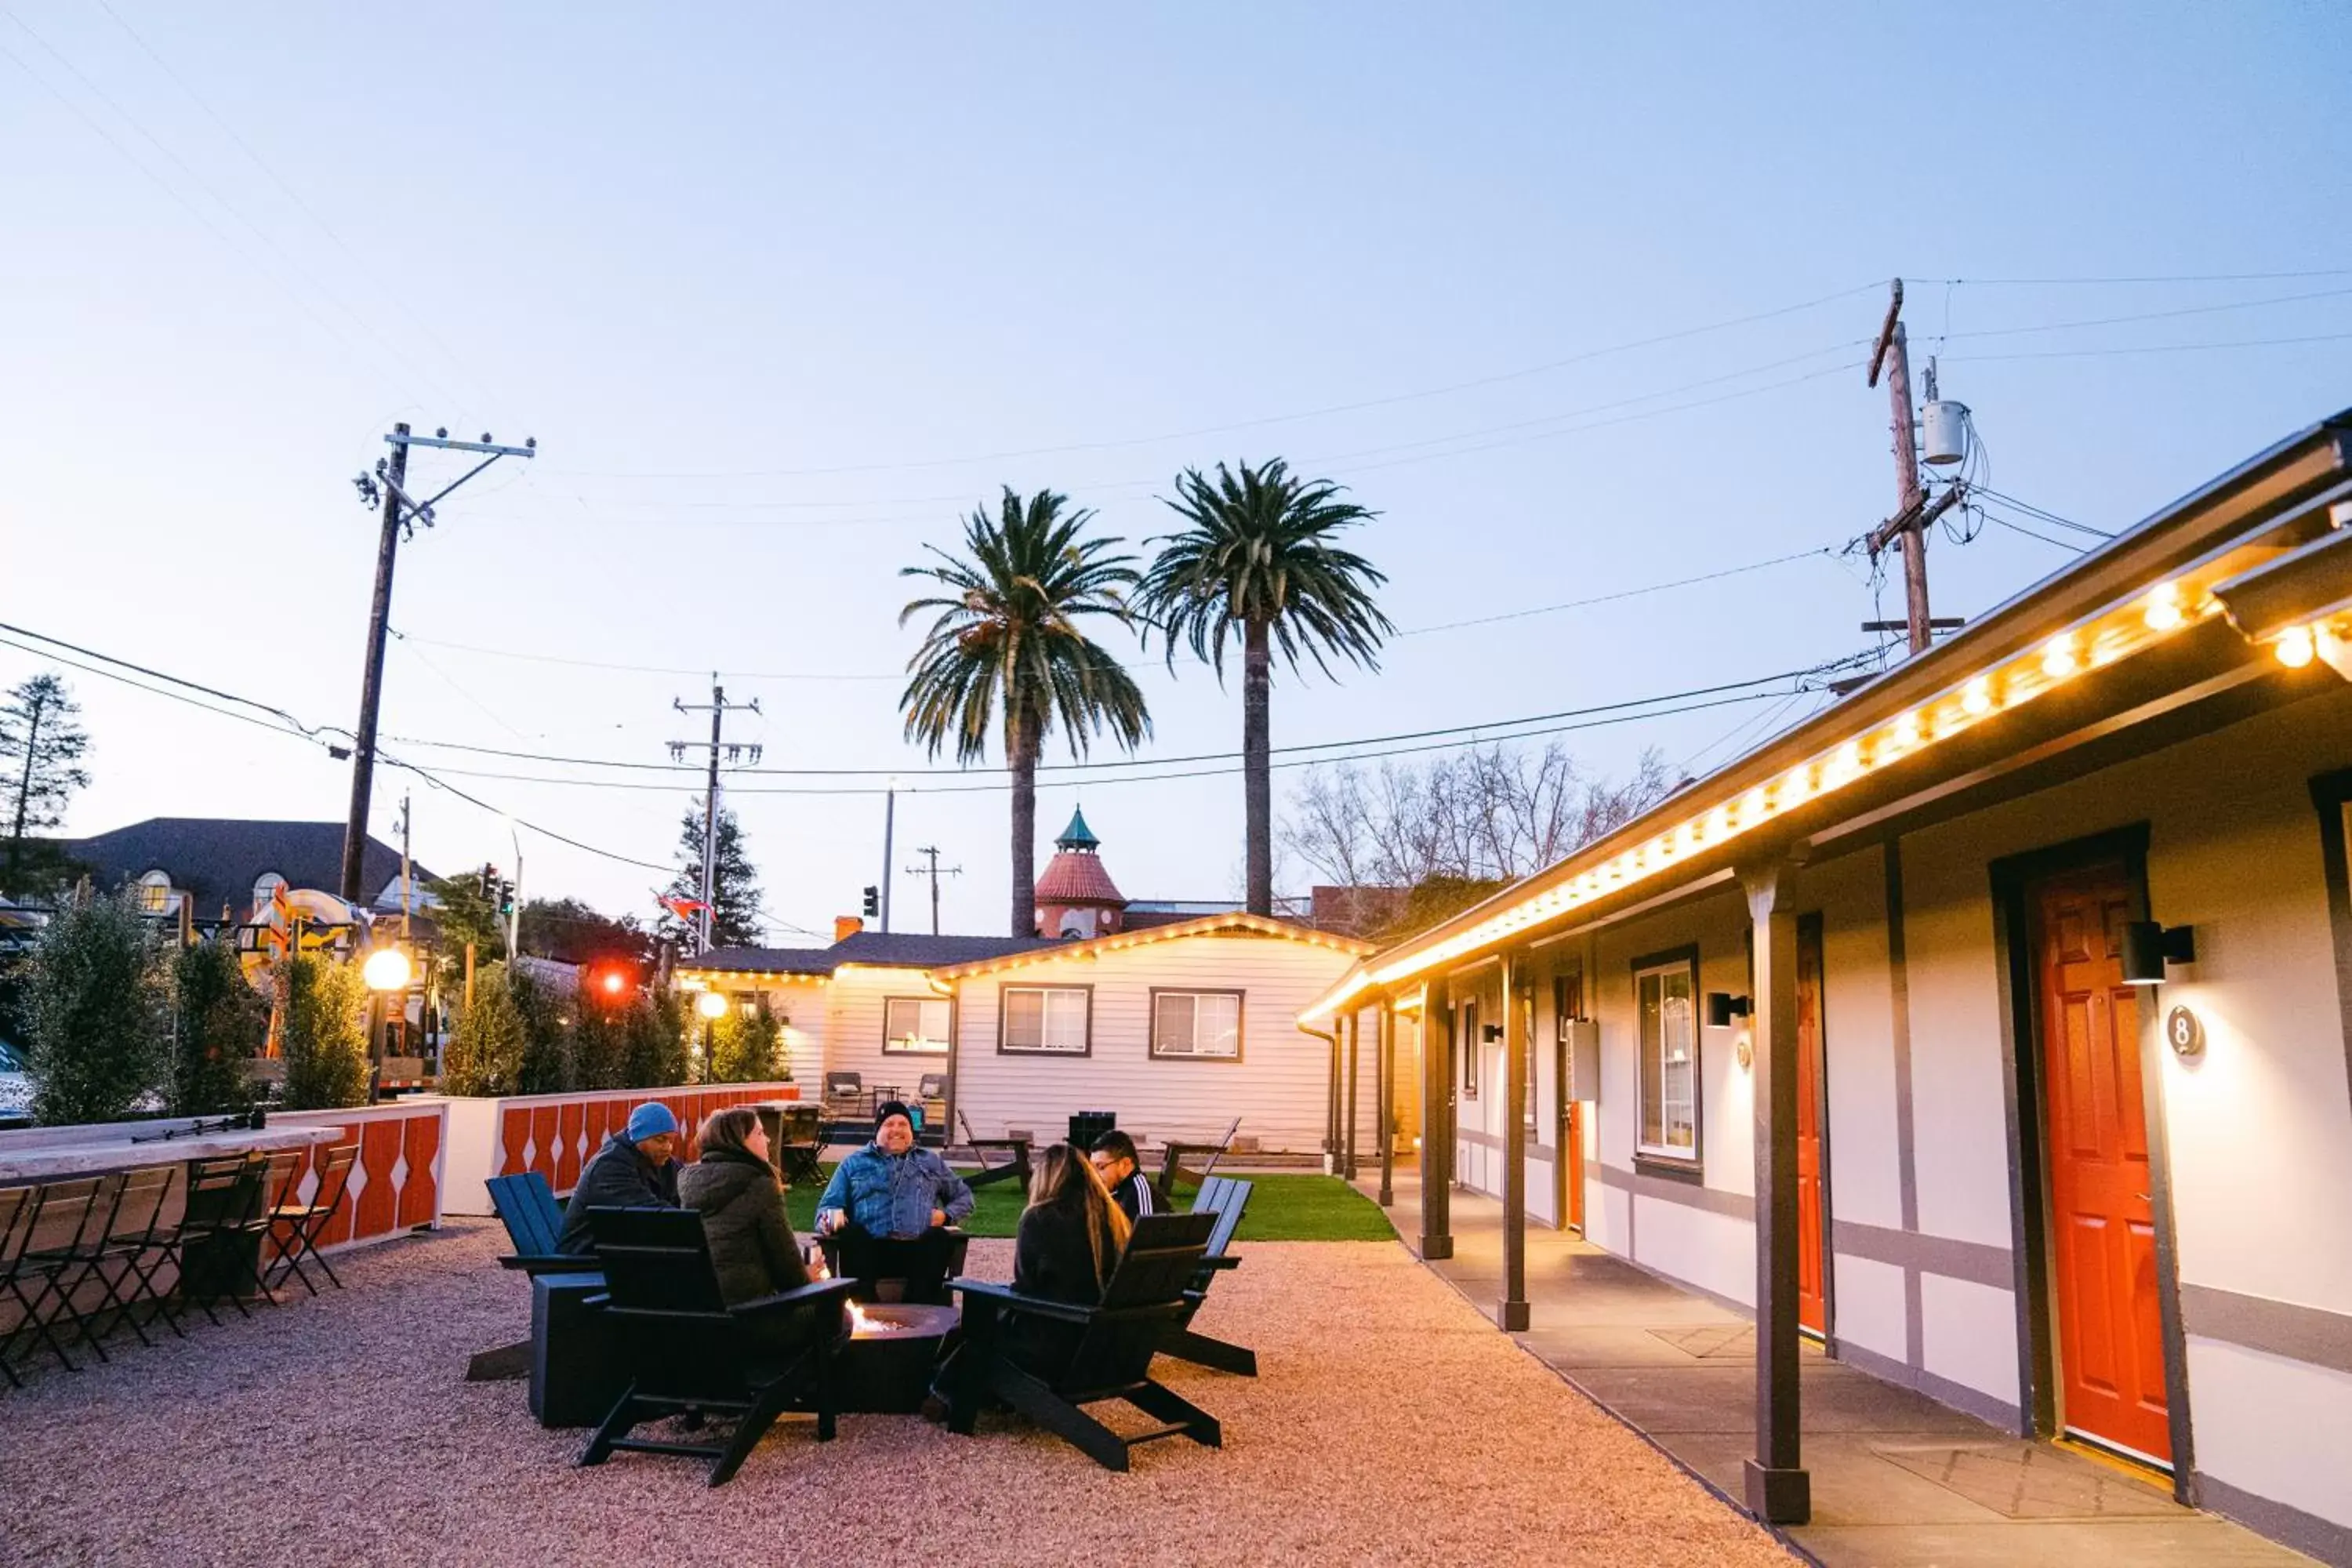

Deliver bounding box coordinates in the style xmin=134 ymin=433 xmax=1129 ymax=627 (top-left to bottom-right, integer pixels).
xmin=1305 ymin=408 xmax=2352 ymax=1562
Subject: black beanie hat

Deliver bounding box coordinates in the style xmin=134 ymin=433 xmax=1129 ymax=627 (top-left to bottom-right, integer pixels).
xmin=874 ymin=1099 xmax=915 ymax=1130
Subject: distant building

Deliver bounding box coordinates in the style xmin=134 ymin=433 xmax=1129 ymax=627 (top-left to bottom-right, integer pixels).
xmin=1033 ymin=807 xmax=1127 ymax=938
xmin=57 ymin=818 xmax=434 ymax=924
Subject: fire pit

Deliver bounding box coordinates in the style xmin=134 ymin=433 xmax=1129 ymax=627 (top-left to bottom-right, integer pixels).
xmin=836 ymin=1301 xmax=959 ymax=1413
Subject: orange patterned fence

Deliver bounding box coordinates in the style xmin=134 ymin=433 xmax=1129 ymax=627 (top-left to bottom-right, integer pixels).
xmin=271 ymin=1100 xmax=448 ymax=1250
xmin=441 ymin=1082 xmax=800 ymax=1214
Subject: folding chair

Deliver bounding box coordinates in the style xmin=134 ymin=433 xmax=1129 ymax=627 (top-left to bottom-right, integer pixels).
xmin=151 ymin=1153 xmax=267 ymax=1328
xmin=78 ymin=1165 xmax=179 ymax=1350
xmin=773 ymin=1107 xmax=825 ymax=1189
xmin=1 ymin=1177 xmax=117 ymax=1374
xmin=577 ymin=1207 xmax=860 ymax=1486
xmin=0 ymin=1185 xmax=40 ymax=1385
xmin=266 ymin=1143 xmax=358 ymax=1295
xmin=945 ymin=1210 xmax=1221 ymax=1472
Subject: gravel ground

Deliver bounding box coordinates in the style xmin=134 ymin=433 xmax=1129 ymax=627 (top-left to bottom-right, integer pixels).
xmin=0 ymin=1221 xmax=1792 ymax=1568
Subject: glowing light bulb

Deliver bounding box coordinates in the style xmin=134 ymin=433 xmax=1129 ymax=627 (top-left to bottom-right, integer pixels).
xmin=2042 ymin=634 xmax=2079 ymax=681
xmin=2274 ymin=625 xmax=2316 ymax=669
xmin=1835 ymin=740 xmax=1864 ymax=779
xmin=1962 ymin=677 xmax=1993 ymax=716
xmin=1743 ymin=786 xmax=1769 ymax=821
xmin=1890 ymin=711 xmax=1922 ymax=750
xmin=2144 ymin=586 xmax=2184 ymax=633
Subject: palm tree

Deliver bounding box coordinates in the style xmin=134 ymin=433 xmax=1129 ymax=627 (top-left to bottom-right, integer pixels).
xmin=1137 ymin=459 xmax=1391 ymax=916
xmin=901 ymin=487 xmax=1151 ymax=936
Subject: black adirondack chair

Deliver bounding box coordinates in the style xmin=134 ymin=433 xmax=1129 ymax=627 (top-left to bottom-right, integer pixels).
xmin=1156 ymin=1116 xmax=1241 ymax=1199
xmin=944 ymin=1209 xmax=1221 ymax=1472
xmin=576 ymin=1207 xmax=860 ymax=1486
xmin=1159 ymin=1176 xmax=1256 ymax=1376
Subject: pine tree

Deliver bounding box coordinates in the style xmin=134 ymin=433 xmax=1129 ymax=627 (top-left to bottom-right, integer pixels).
xmin=658 ymin=802 xmax=764 ymax=950
xmin=510 ymin=961 xmax=578 ymax=1094
xmin=1 ymin=673 xmax=93 ymax=898
xmin=622 ymin=989 xmax=690 ymax=1089
xmin=707 ymin=997 xmax=784 ymax=1083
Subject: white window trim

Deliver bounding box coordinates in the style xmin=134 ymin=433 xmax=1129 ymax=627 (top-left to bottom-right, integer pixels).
xmin=999 ymin=985 xmax=1092 ymax=1055
xmin=1635 ymin=956 xmax=1701 ymax=1165
xmin=1149 ymin=989 xmax=1244 ymax=1062
xmin=882 ymin=996 xmax=952 ymax=1054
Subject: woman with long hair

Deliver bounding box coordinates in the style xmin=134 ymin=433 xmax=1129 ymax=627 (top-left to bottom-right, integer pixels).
xmin=1002 ymin=1142 xmax=1131 ymax=1375
xmin=677 ymin=1105 xmax=811 ymax=1305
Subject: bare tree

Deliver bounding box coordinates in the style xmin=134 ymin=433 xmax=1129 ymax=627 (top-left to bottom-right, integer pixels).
xmin=1283 ymin=742 xmax=1672 ymax=892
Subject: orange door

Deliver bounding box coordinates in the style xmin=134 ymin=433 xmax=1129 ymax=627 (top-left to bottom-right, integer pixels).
xmin=1795 ymin=916 xmax=1828 ymax=1336
xmin=2037 ymin=867 xmax=2171 ymax=1464
xmin=1554 ymin=973 xmax=1584 ymax=1231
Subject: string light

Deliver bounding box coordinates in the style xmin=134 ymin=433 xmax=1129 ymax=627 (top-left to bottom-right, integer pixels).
xmin=2144 ymin=583 xmax=2185 ymax=631
xmin=2274 ymin=625 xmax=2316 ymax=668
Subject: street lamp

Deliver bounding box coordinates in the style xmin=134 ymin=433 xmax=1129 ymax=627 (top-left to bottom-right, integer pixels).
xmin=362 ymin=946 xmax=414 ymax=993
xmin=695 ymin=987 xmax=728 ymax=1085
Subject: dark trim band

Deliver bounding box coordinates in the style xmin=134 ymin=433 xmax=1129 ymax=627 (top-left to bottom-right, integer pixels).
xmin=2180 ymin=1283 xmax=2352 ymax=1376
xmin=1831 ymin=1218 xmax=2013 ymax=1290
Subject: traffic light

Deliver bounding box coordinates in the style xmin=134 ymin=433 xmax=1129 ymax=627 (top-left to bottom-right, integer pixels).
xmin=587 ymin=962 xmax=633 ymax=1008
xmin=861 ymin=884 xmax=879 ymax=920
xmin=497 ymin=877 xmax=516 ymax=918
xmin=476 ymin=862 xmax=497 ymax=899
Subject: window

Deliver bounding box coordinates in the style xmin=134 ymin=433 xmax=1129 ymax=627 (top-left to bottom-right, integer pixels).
xmin=1635 ymin=953 xmax=1700 ymax=1164
xmin=882 ymin=996 xmax=950 ymax=1054
xmin=137 ymin=870 xmax=173 ymax=914
xmin=251 ymin=871 xmax=285 ymax=916
xmin=1461 ymin=1000 xmax=1479 ymax=1099
xmin=1151 ymin=989 xmax=1243 ymax=1060
xmin=1000 ymin=985 xmax=1091 ymax=1054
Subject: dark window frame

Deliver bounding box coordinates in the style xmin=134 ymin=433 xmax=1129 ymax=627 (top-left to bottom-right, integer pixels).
xmin=880 ymin=994 xmax=953 ymax=1055
xmin=1631 ymin=942 xmax=1703 ymax=1175
xmin=1461 ymin=997 xmax=1479 ymax=1100
xmin=1147 ymin=987 xmax=1247 ymax=1062
xmin=996 ymin=982 xmax=1094 ymax=1057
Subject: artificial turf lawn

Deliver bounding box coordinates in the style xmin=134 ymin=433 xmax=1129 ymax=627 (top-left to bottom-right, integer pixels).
xmin=784 ymin=1167 xmax=1397 ymax=1242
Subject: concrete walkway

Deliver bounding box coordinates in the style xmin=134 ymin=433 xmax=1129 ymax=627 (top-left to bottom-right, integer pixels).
xmin=1353 ymin=1171 xmax=2314 ymax=1567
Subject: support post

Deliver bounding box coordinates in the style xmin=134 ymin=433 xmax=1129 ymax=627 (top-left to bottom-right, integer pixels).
xmin=1377 ymin=996 xmax=1396 ymax=1207
xmin=1419 ymin=977 xmax=1453 ymax=1260
xmin=1499 ymin=951 xmax=1530 ymax=1330
xmin=1740 ymin=858 xmax=1811 ymax=1525
xmin=1343 ymin=1009 xmax=1360 ymax=1178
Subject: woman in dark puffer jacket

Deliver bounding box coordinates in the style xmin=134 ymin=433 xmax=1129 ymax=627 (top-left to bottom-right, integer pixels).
xmin=678 ymin=1106 xmax=811 ymax=1306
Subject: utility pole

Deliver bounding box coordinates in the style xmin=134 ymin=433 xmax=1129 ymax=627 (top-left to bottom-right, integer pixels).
xmin=397 ymin=792 xmax=412 ymax=938
xmin=670 ymin=679 xmax=762 ymax=954
xmin=880 ymin=782 xmax=898 ymax=934
xmin=904 ymin=845 xmax=962 ymax=936
xmin=1865 ymin=281 xmax=1936 ymax=656
xmin=339 ymin=425 xmax=536 ymax=902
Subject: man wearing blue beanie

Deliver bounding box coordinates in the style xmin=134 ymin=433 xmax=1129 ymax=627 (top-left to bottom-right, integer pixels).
xmin=557 ymin=1100 xmax=683 ymax=1253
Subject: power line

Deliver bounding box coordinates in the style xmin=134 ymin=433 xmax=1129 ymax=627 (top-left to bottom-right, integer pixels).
xmin=370 ymin=658 xmax=1869 ymax=779
xmin=1396 ymin=546 xmax=1839 ymax=637
xmin=1939 ymin=285 xmax=2352 ymax=342
xmin=1973 ymin=506 xmax=2087 ymax=553
xmin=1969 ymin=485 xmax=2112 ymax=539
xmin=388 ymin=629 xmax=905 ymax=682
xmin=1944 ymin=329 xmax=2352 ymax=364
xmin=561 ymin=281 xmax=1889 ymax=481
xmin=1944 ymin=269 xmax=2352 ymax=286
xmin=0 ymin=622 xmax=672 ymax=876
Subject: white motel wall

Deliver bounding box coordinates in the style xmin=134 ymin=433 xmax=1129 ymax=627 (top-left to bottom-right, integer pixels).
xmin=691 ymin=922 xmax=1369 ymax=1156
xmin=947 ymin=931 xmax=1365 ymax=1152
xmin=1433 ymin=680 xmax=2352 ymax=1555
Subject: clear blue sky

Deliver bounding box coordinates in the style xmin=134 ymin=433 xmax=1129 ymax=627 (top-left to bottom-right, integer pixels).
xmin=4 ymin=2 xmax=2347 ymax=940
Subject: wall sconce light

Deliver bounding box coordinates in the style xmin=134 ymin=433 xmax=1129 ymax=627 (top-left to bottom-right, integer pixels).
xmin=1481 ymin=1022 xmax=1504 ymax=1043
xmin=1706 ymin=992 xmax=1752 ymax=1028
xmin=2121 ymin=921 xmax=2196 ymax=985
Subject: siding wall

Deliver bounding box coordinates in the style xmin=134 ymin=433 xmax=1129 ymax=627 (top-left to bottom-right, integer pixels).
xmin=950 ymin=933 xmax=1359 ymax=1152
xmin=823 ymin=967 xmax=953 ymax=1100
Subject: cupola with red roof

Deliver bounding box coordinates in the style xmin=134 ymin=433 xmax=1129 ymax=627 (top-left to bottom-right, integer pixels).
xmin=1034 ymin=805 xmax=1127 ymax=938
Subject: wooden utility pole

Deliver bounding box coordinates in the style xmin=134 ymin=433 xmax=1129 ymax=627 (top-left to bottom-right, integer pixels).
xmin=904 ymin=844 xmax=962 ymax=936
xmin=1866 ymin=281 xmax=1934 ymax=655
xmin=670 ymin=681 xmax=761 ymax=953
xmin=339 ymin=424 xmax=409 ymax=902
xmin=339 ymin=426 xmax=535 ymax=902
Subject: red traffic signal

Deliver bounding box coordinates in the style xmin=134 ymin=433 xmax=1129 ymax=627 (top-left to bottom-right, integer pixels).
xmin=586 ymin=962 xmax=637 ymax=1007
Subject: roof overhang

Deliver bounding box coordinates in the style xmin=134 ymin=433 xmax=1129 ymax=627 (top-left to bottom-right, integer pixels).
xmin=930 ymin=911 xmax=1372 ymax=981
xmin=1304 ymin=412 xmax=2352 ymax=1023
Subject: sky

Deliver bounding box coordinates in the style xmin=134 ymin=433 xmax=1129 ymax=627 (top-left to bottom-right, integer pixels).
xmin=3 ymin=3 xmax=2348 ymax=944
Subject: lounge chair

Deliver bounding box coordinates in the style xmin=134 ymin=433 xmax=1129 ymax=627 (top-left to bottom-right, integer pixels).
xmin=943 ymin=1210 xmax=1221 ymax=1472
xmin=576 ymin=1207 xmax=859 ymax=1486
xmin=471 ymin=1171 xmax=586 ymax=1383
xmin=1160 ymin=1176 xmax=1257 ymax=1376
xmin=1156 ymin=1116 xmax=1241 ymax=1199
xmin=955 ymin=1110 xmax=1033 ymax=1191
